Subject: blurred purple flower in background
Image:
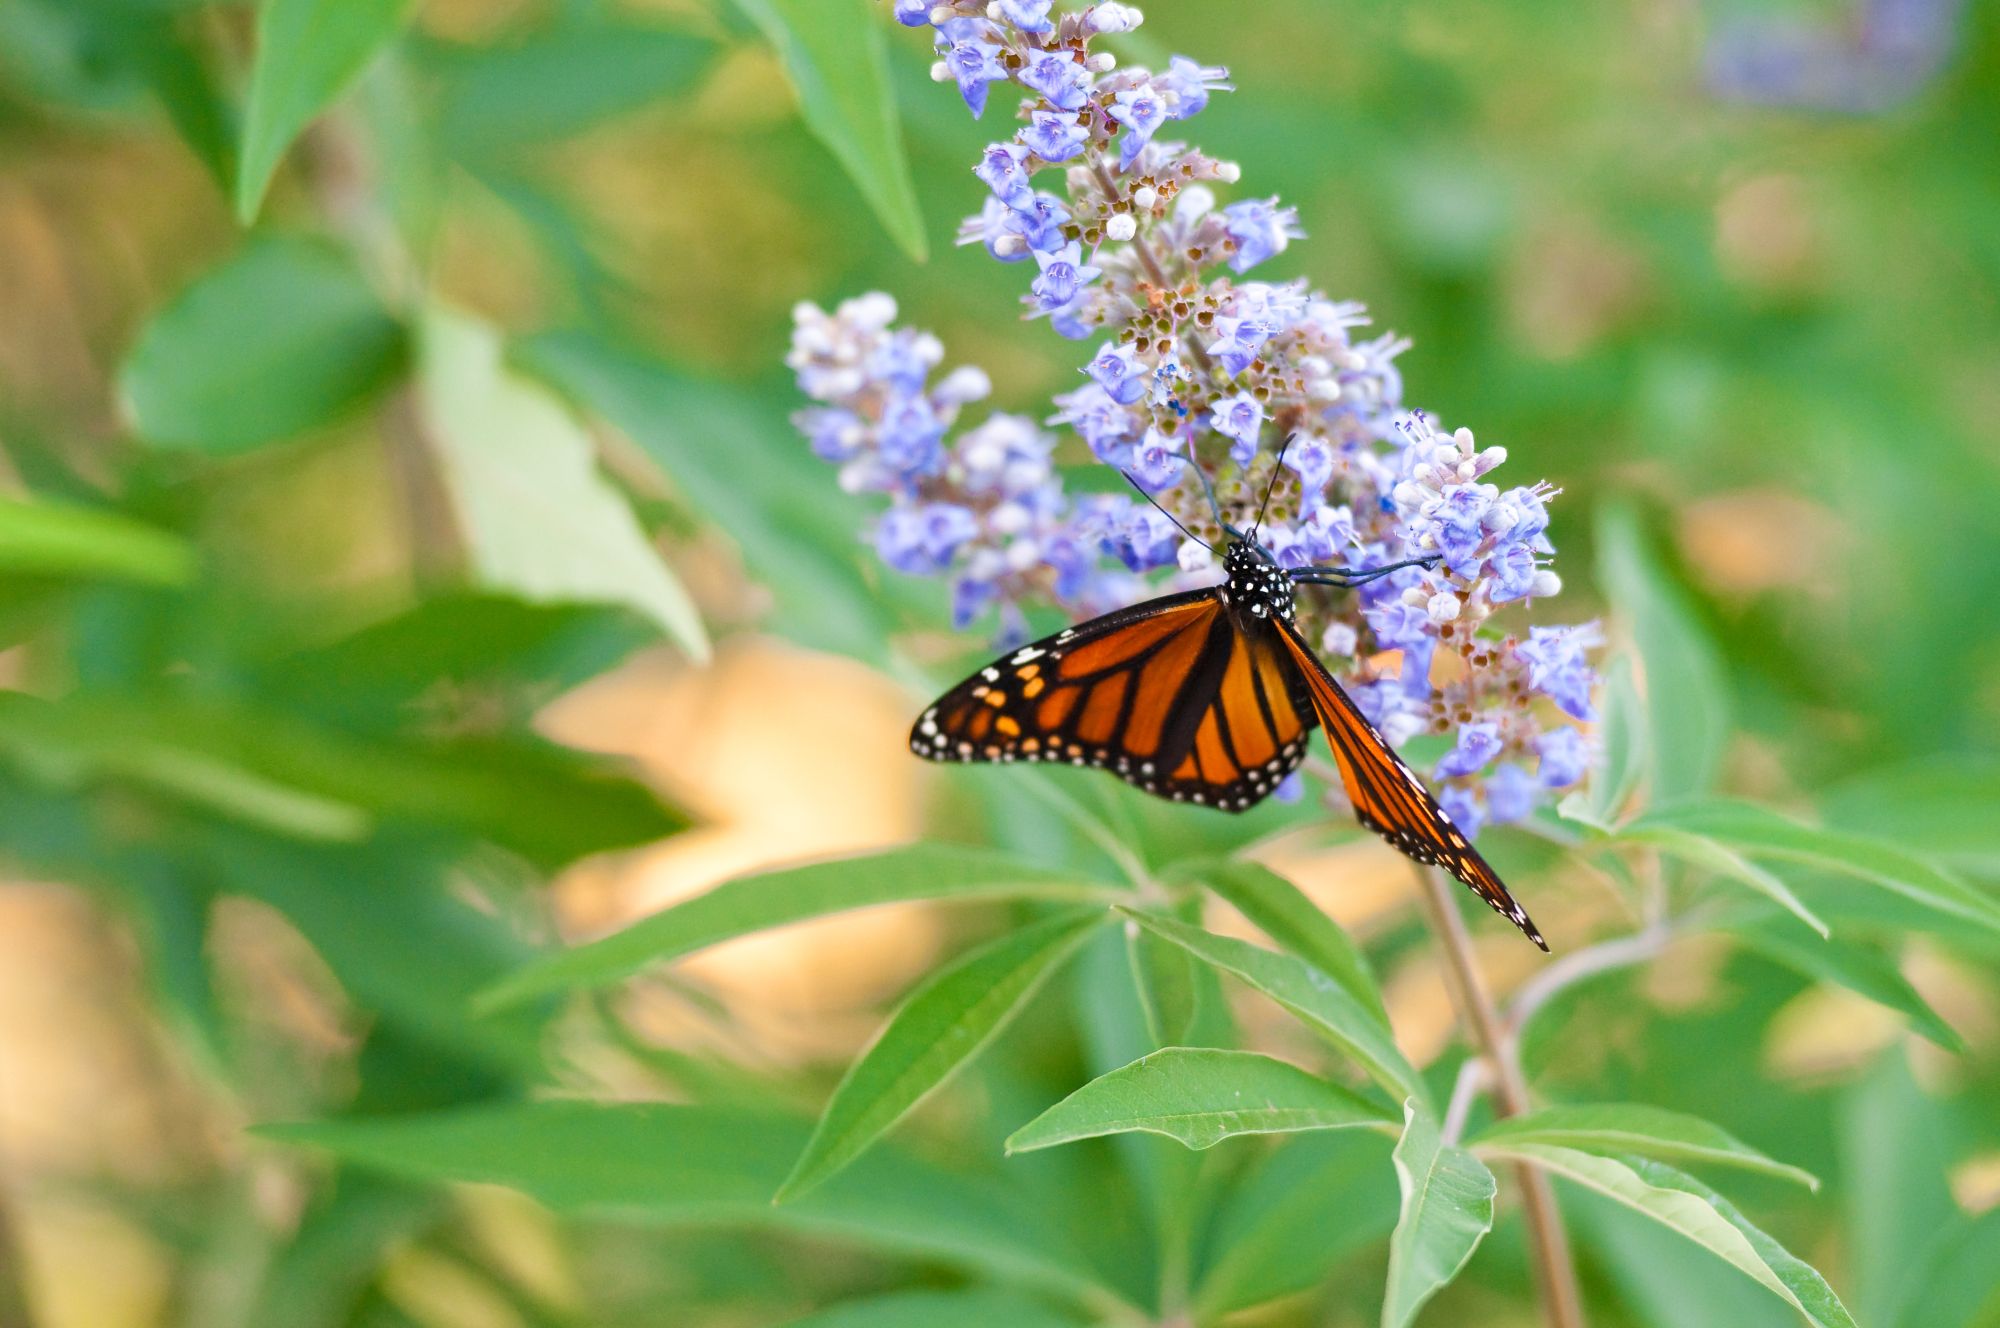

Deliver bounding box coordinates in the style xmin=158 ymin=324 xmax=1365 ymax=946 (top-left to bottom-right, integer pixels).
xmin=786 ymin=1 xmax=1603 ymax=835
xmin=1706 ymin=0 xmax=1967 ymax=113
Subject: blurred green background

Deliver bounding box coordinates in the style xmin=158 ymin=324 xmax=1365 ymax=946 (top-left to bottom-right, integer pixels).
xmin=0 ymin=0 xmax=1995 ymax=1325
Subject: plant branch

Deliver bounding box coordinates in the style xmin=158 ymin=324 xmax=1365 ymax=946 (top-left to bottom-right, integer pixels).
xmin=1089 ymin=161 xmax=1217 ymax=378
xmin=1415 ymin=866 xmax=1587 ymax=1328
xmin=1505 ymin=922 xmax=1671 ymax=1043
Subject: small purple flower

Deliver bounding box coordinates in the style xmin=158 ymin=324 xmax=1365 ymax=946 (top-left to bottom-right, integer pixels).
xmin=1023 ymin=109 xmax=1089 ymax=163
xmin=1051 ymin=382 xmax=1139 ymax=465
xmin=1107 ymin=84 xmax=1169 ymax=170
xmin=1223 ymin=197 xmax=1303 ymax=273
xmin=1485 ymin=763 xmax=1538 ymax=824
xmin=1087 ymin=342 xmax=1148 ymax=405
xmin=1005 ymin=193 xmax=1073 ymax=253
xmin=797 ymin=407 xmax=863 ymax=462
xmin=1130 ymin=427 xmax=1187 ymax=492
xmin=1515 ymin=624 xmax=1602 ymax=722
xmin=1157 ymin=55 xmax=1233 ymax=119
xmin=893 ymin=0 xmax=932 ymax=25
xmin=878 ymin=393 xmax=946 ymax=477
xmin=994 ymin=0 xmax=1055 ymax=33
xmin=1020 ymin=51 xmax=1093 ymax=110
xmin=975 ymin=141 xmax=1034 ymax=208
xmin=1487 ymin=541 xmax=1540 ymax=603
xmin=1295 ymin=504 xmax=1357 ymax=564
xmin=1435 ymin=721 xmax=1503 ymax=779
xmin=1436 ymin=784 xmax=1486 ymax=840
xmin=944 ymin=40 xmax=1009 ymax=118
xmin=1148 ymin=355 xmax=1189 ymax=409
xmin=959 ymin=197 xmax=1031 ymax=262
xmin=1211 ymin=391 xmax=1265 ymax=465
xmin=878 ymin=501 xmax=976 ymax=574
xmin=1030 ymin=241 xmax=1101 ymax=313
xmin=1207 ymin=314 xmax=1282 ymax=377
xmin=1535 ymin=726 xmax=1591 ymax=789
xmin=1115 ymin=506 xmax=1181 ymax=570
xmin=951 ymin=574 xmax=998 ymax=628
xmin=1284 ymin=431 xmax=1335 ymax=496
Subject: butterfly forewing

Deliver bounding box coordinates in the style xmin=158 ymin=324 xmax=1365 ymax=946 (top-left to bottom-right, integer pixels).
xmin=911 ymin=590 xmax=1315 ymax=811
xmin=1273 ymin=619 xmax=1547 ymax=950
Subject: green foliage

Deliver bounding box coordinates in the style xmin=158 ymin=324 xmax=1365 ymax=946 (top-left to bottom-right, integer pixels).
xmin=730 ymin=0 xmax=928 ymax=260
xmin=120 ymin=236 xmax=407 ymax=453
xmin=0 ymin=0 xmax=1993 ymax=1325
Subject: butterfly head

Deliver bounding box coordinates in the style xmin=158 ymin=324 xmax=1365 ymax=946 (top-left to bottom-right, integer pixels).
xmin=1220 ymin=535 xmax=1296 ymax=625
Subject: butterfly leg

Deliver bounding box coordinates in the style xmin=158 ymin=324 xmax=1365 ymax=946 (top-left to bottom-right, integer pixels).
xmin=1291 ymin=554 xmax=1440 ymax=588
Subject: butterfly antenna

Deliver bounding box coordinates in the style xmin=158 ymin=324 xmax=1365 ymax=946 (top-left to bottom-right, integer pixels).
xmin=1119 ymin=472 xmax=1212 ymax=551
xmin=1249 ymin=435 xmax=1292 ymax=542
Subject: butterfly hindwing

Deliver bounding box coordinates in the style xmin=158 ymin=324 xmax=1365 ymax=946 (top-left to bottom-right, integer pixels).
xmin=1274 ymin=618 xmax=1548 ymax=950
xmin=912 ymin=590 xmax=1316 ymax=811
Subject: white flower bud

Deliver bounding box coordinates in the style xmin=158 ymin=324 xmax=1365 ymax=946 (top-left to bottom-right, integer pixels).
xmin=929 ymin=4 xmax=955 ymax=21
xmin=1132 ymin=185 xmax=1158 ymax=211
xmin=1215 ymin=160 xmax=1242 ymax=183
xmin=1105 ymin=213 xmax=1137 ymax=241
xmin=993 ymin=232 xmax=1029 ymax=259
xmin=1402 ymin=586 xmax=1429 ymax=608
xmin=1086 ymin=51 xmax=1117 ymax=72
xmin=1476 ymin=445 xmax=1508 ymax=474
xmin=1084 ymin=3 xmax=1144 ymax=35
xmin=934 ymin=365 xmax=991 ymax=404
xmin=1175 ymin=185 xmax=1216 ymax=221
xmin=1452 ymin=425 xmax=1477 ymax=455
xmin=845 ymin=291 xmax=898 ymax=327
xmin=1321 ymin=621 xmax=1358 ymax=656
xmin=1177 ymin=539 xmax=1213 ymax=573
xmin=1426 ymin=591 xmax=1462 ymax=624
xmin=930 ymin=60 xmax=951 ymax=83
xmin=1531 ymin=570 xmax=1563 ymax=598
xmin=1004 ymin=537 xmax=1043 ymax=572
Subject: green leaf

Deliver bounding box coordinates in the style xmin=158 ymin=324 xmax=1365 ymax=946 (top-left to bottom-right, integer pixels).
xmin=1471 ymin=1103 xmax=1818 ymax=1188
xmin=414 ymin=307 xmax=708 ymax=661
xmin=1585 ymin=654 xmax=1648 ymax=827
xmin=777 ymin=911 xmax=1102 ymax=1202
xmin=1635 ymin=799 xmax=2000 ymax=940
xmin=0 ymin=497 xmax=194 ymax=587
xmin=1195 ymin=1131 xmax=1399 ymax=1315
xmin=1887 ymin=1209 xmax=2000 ymax=1328
xmin=1125 ymin=914 xmax=1197 ymax=1047
xmin=520 ymin=325 xmax=899 ymax=665
xmin=1475 ymin=1145 xmax=1857 ymax=1328
xmin=429 ymin=19 xmax=718 ymax=157
xmin=1382 ymin=1101 xmax=1496 ymax=1328
xmin=1841 ymin=1050 xmax=1962 ymax=1325
xmin=479 ymin=843 xmax=1120 ymax=1010
xmin=1730 ymin=914 xmax=1962 ymax=1051
xmin=1596 ymin=503 xmax=1729 ymax=804
xmin=1115 ymin=908 xmax=1426 ymax=1107
xmin=778 ymin=1289 xmax=1088 ymax=1328
xmin=729 ymin=0 xmax=926 ymax=260
xmin=236 ymin=0 xmax=412 ymax=222
xmin=257 ymin=1101 xmax=1115 ymax=1302
xmin=1820 ymin=755 xmax=2000 ymax=879
xmin=1007 ymin=1048 xmax=1392 ymax=1154
xmin=120 ymin=236 xmax=406 ymax=453
xmin=1621 ymin=824 xmax=1830 ymax=937
xmin=1188 ymin=858 xmax=1389 ymax=1029
xmin=0 ymin=692 xmax=684 ymax=866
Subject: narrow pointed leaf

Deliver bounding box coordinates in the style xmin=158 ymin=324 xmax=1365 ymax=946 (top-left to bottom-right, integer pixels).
xmin=780 ymin=1288 xmax=1089 ymax=1328
xmin=1116 ymin=908 xmax=1426 ymax=1107
xmin=1731 ymin=914 xmax=1961 ymax=1051
xmin=1383 ymin=1100 xmax=1496 ymax=1328
xmin=1596 ymin=503 xmax=1729 ymax=803
xmin=237 ymin=0 xmax=412 ymax=221
xmin=1624 ymin=825 xmax=1829 ymax=936
xmin=1475 ymin=1145 xmax=1856 ymax=1328
xmin=1472 ymin=1103 xmax=1817 ymax=1188
xmin=0 ymin=497 xmax=194 ymax=587
xmin=1636 ymin=799 xmax=2000 ymax=939
xmin=257 ymin=1102 xmax=1114 ymax=1302
xmin=1191 ymin=859 xmax=1389 ymax=1029
xmin=1007 ymin=1048 xmax=1393 ymax=1154
xmin=478 ymin=844 xmax=1121 ymax=1010
xmin=729 ymin=0 xmax=926 ymax=260
xmin=415 ymin=307 xmax=708 ymax=661
xmin=1821 ymin=756 xmax=2000 ymax=878
xmin=777 ymin=911 xmax=1103 ymax=1202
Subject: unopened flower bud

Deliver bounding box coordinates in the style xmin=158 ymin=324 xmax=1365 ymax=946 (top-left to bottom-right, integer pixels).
xmin=1427 ymin=591 xmax=1463 ymax=623
xmin=1105 ymin=213 xmax=1137 ymax=241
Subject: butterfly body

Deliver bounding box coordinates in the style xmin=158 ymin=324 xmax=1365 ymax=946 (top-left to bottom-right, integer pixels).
xmin=910 ymin=531 xmax=1549 ymax=949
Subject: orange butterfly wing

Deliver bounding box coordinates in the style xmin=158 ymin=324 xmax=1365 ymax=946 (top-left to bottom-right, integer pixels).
xmin=912 ymin=591 xmax=1315 ymax=811
xmin=1274 ymin=619 xmax=1547 ymax=949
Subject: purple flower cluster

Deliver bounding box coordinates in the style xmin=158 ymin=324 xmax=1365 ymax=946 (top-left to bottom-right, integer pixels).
xmin=789 ymin=1 xmax=1603 ymax=836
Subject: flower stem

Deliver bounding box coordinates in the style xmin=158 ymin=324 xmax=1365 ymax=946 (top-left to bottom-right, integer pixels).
xmin=1415 ymin=866 xmax=1588 ymax=1328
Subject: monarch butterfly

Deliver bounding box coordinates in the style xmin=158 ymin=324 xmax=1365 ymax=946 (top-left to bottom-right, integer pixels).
xmin=909 ymin=468 xmax=1547 ymax=950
